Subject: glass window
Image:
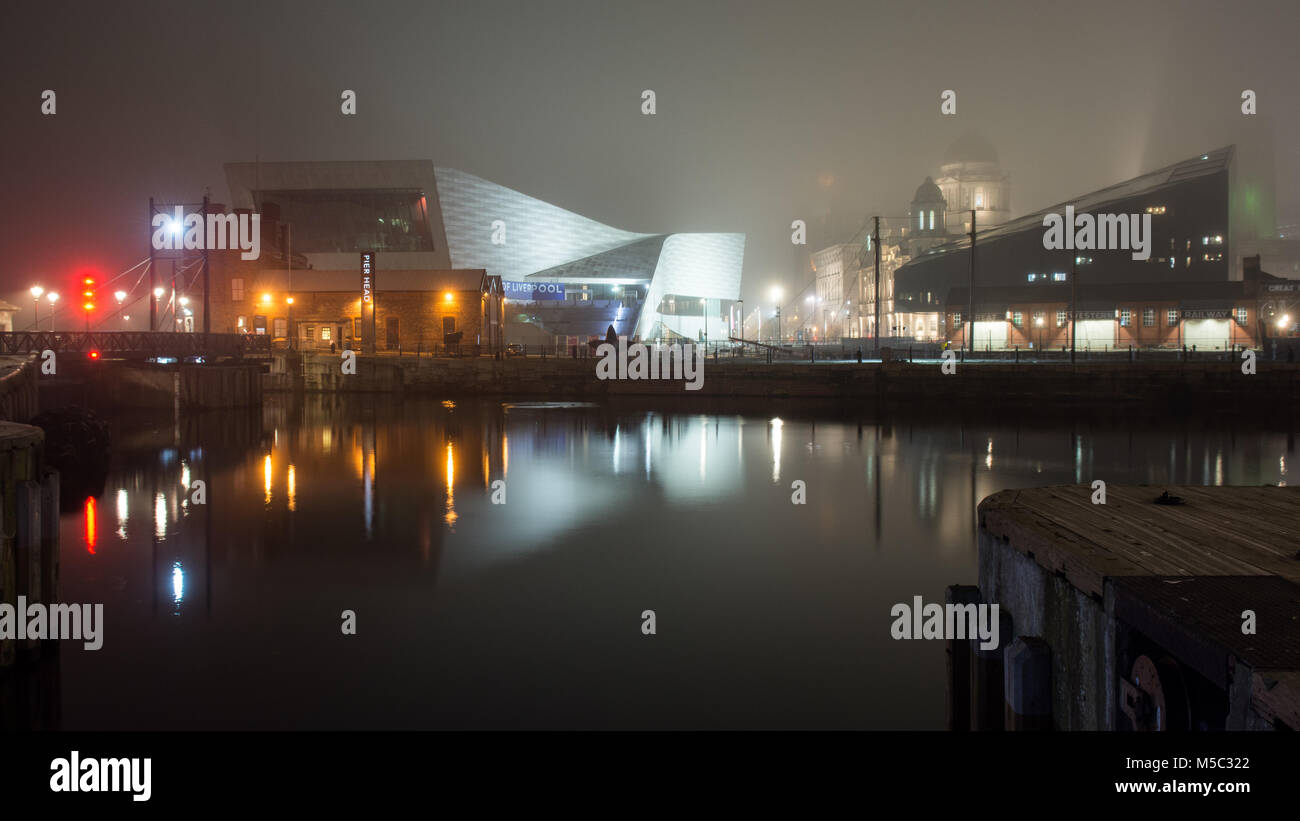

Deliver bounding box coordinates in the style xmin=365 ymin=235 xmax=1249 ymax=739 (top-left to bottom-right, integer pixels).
xmin=231 ymin=277 xmax=245 ymax=301
xmin=1012 ymin=311 xmax=1023 ymax=328
xmin=1143 ymin=308 xmax=1154 ymax=327
xmin=273 ymin=317 xmax=287 ymax=338
xmin=1167 ymin=309 xmax=1178 ymax=327
xmin=1120 ymin=309 xmax=1131 ymax=327
xmin=322 ymin=326 xmax=332 ymax=341
xmin=1052 ymin=272 xmax=1067 ymax=282
xmin=928 ymin=210 xmax=935 ymax=230
xmin=1056 ymin=310 xmax=1068 ymax=327
xmin=1235 ymin=307 xmax=1248 ymax=325
xmin=918 ymin=211 xmax=924 ymax=230
xmin=952 ymin=312 xmax=962 ymax=325
xmin=253 ymin=189 xmax=435 ymax=253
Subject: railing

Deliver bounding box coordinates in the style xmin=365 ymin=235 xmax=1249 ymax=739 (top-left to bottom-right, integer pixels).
xmin=0 ymin=331 xmax=273 ymax=358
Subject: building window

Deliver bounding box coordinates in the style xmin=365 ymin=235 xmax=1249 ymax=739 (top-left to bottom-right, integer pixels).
xmin=321 ymin=326 xmax=331 ymax=341
xmin=1012 ymin=311 xmax=1023 ymax=328
xmin=1202 ymin=235 xmax=1223 ymax=246
xmin=231 ymin=278 xmax=245 ymax=301
xmin=443 ymin=316 xmax=456 ymax=335
xmin=1052 ymin=272 xmax=1067 ymax=282
xmin=918 ymin=211 xmax=924 ymax=230
xmin=928 ymin=210 xmax=935 ymax=230
xmin=1027 ymin=273 xmax=1038 ymax=282
xmin=975 ymin=190 xmax=985 ymax=208
xmin=273 ymin=317 xmax=287 ymax=338
xmin=1235 ymin=307 xmax=1248 ymax=325
xmin=237 ymin=315 xmax=246 ymax=330
xmin=1143 ymin=308 xmax=1154 ymax=327
xmin=1056 ymin=310 xmax=1068 ymax=327
xmin=952 ymin=312 xmax=962 ymax=325
xmin=1120 ymin=309 xmax=1131 ymax=328
xmin=1145 ymin=205 xmax=1167 ymax=215
xmin=1167 ymin=309 xmax=1178 ymax=327
xmin=305 ymin=325 xmax=315 ymax=340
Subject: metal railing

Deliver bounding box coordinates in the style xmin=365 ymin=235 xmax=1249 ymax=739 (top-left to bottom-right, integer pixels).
xmin=0 ymin=331 xmax=272 ymax=358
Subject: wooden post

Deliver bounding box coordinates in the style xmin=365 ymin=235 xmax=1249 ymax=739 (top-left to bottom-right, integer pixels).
xmin=40 ymin=469 xmax=59 ymax=607
xmin=946 ymin=584 xmax=980 ymax=730
xmin=0 ymin=502 xmax=12 ymax=669
xmin=970 ymin=608 xmax=1013 ymax=730
xmin=1005 ymin=636 xmax=1053 ymax=730
xmin=16 ymin=480 xmax=41 ymax=653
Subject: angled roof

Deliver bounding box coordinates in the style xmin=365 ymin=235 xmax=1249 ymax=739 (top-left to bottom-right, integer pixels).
xmin=912 ymin=146 xmax=1234 ymax=260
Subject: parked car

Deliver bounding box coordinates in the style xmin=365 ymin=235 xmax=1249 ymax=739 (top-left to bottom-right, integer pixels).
xmin=505 ymin=343 xmax=525 ymax=357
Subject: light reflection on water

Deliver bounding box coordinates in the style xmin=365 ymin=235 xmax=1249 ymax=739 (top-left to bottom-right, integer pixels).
xmin=55 ymin=397 xmax=1295 ymax=730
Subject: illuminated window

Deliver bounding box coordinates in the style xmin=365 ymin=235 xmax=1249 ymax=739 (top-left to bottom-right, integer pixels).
xmin=1167 ymin=309 xmax=1178 ymax=327
xmin=1012 ymin=311 xmax=1023 ymax=328
xmin=1145 ymin=205 xmax=1167 ymax=215
xmin=928 ymin=210 xmax=935 ymax=230
xmin=975 ymin=190 xmax=984 ymax=208
xmin=1052 ymin=272 xmax=1067 ymax=282
xmin=231 ymin=278 xmax=245 ymax=301
xmin=918 ymin=211 xmax=924 ymax=230
xmin=1235 ymin=307 xmax=1248 ymax=325
xmin=1143 ymin=308 xmax=1154 ymax=327
xmin=321 ymin=326 xmax=331 ymax=341
xmin=273 ymin=317 xmax=287 ymax=338
xmin=1027 ymin=273 xmax=1038 ymax=282
xmin=1056 ymin=310 xmax=1068 ymax=327
xmin=1120 ymin=309 xmax=1131 ymax=327
xmin=952 ymin=312 xmax=962 ymax=325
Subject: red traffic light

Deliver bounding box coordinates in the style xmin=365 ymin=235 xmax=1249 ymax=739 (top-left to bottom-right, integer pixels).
xmin=89 ymin=351 xmax=100 ymax=360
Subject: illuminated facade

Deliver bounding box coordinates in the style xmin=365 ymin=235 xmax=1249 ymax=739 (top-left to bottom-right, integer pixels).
xmin=219 ymin=161 xmax=744 ymax=345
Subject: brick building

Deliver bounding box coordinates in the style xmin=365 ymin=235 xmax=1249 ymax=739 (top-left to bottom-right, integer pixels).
xmin=206 ymin=248 xmax=504 ymax=352
xmin=943 ymin=258 xmax=1294 ymax=352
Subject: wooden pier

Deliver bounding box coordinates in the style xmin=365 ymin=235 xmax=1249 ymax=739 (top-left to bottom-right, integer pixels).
xmin=962 ymin=484 xmax=1299 ymax=731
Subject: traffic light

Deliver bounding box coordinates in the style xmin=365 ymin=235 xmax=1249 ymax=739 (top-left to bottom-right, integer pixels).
xmin=82 ymin=276 xmax=96 ymax=331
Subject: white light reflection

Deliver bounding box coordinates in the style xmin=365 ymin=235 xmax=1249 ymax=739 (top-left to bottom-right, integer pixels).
xmin=770 ymin=418 xmax=783 ymax=483
xmin=116 ymin=488 xmax=128 ymax=539
xmin=154 ymin=493 xmax=167 ymax=540
xmin=171 ymin=561 xmax=184 ymax=614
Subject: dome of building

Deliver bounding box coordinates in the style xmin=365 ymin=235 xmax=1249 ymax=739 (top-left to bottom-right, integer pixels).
xmin=912 ymin=176 xmax=944 ymax=204
xmin=943 ymin=133 xmax=999 ymax=166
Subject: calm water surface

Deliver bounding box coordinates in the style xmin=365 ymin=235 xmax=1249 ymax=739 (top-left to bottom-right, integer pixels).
xmin=55 ymin=396 xmax=1294 ymax=729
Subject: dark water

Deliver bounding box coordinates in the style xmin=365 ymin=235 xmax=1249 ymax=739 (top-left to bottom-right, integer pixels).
xmin=53 ymin=396 xmax=1293 ymax=729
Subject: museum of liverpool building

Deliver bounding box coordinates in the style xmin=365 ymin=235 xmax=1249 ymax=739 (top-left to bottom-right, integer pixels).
xmin=891 ymin=145 xmax=1299 ymax=351
xmin=204 ymin=160 xmax=744 ymax=351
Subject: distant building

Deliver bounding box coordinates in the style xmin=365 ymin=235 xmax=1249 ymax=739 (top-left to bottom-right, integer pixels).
xmin=894 ymin=145 xmax=1279 ymax=343
xmin=0 ymin=300 xmax=20 ymax=332
xmin=942 ymin=257 xmax=1293 ymax=351
xmin=934 ymin=133 xmax=1012 ymax=233
xmin=210 ymin=161 xmax=744 ymax=350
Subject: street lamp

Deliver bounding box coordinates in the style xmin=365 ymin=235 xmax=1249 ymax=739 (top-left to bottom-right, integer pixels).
xmin=287 ymin=296 xmax=295 ymax=349
xmin=153 ymin=287 xmax=164 ymax=331
xmin=30 ymin=285 xmax=43 ymax=330
xmin=114 ymin=290 xmax=127 ymax=328
xmin=46 ymin=291 xmax=59 ymax=332
xmin=770 ymin=286 xmax=783 ymax=343
xmin=1035 ymin=314 xmax=1044 ymax=356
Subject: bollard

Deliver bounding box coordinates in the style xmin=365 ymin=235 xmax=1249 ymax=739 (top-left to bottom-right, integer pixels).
xmin=1005 ymin=636 xmax=1053 ymax=731
xmin=857 ymin=347 xmax=862 ymax=363
xmin=946 ymin=585 xmax=980 ymax=730
xmin=970 ymin=608 xmax=1013 ymax=730
xmin=1014 ymin=346 xmax=1019 ymax=363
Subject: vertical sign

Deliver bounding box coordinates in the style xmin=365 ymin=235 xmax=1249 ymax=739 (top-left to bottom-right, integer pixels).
xmin=360 ymin=251 xmax=376 ymax=354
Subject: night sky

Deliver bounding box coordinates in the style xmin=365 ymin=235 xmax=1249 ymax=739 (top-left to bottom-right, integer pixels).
xmin=2 ymin=0 xmax=1297 ymax=326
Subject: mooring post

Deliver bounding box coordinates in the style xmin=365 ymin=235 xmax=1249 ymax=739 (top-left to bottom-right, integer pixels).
xmin=40 ymin=469 xmax=59 ymax=608
xmin=1004 ymin=636 xmax=1052 ymax=730
xmin=970 ymin=608 xmax=1013 ymax=730
xmin=16 ymin=480 xmax=41 ymax=653
xmin=946 ymin=584 xmax=980 ymax=730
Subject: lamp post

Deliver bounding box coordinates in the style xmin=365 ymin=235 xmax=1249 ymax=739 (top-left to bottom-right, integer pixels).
xmin=153 ymin=287 xmax=164 ymax=331
xmin=287 ymin=296 xmax=295 ymax=350
xmin=770 ymin=286 xmax=783 ymax=344
xmin=1035 ymin=315 xmax=1044 ymax=358
xmin=30 ymin=286 xmax=43 ymax=330
xmin=46 ymin=292 xmax=58 ymax=331
xmin=115 ymin=290 xmax=127 ymax=328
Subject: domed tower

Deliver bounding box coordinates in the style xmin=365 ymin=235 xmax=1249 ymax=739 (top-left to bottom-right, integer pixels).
xmin=908 ymin=176 xmax=950 ymax=256
xmin=936 ymin=133 xmax=1011 ymax=233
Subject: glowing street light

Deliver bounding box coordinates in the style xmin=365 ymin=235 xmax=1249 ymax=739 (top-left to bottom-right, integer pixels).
xmin=1280 ymin=314 xmax=1291 ymax=331
xmin=30 ymin=285 xmax=44 ymax=330
xmin=114 ymin=290 xmax=126 ymax=304
xmin=770 ymin=286 xmax=783 ymax=343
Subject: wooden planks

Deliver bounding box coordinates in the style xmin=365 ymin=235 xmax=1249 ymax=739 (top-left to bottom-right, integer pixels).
xmin=980 ymin=485 xmax=1300 ymax=597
